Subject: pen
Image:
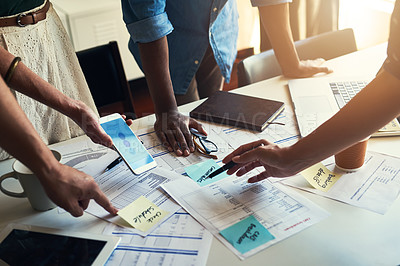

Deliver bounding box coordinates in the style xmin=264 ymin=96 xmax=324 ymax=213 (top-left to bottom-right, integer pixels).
xmin=105 ymin=157 xmax=123 ymax=172
xmin=206 ymin=161 xmax=237 ymax=179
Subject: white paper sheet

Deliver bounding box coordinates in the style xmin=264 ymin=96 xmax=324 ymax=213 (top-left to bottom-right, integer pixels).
xmin=103 ymin=209 xmax=213 ymax=266
xmin=54 ymin=137 xmax=183 ymax=236
xmin=281 ymin=151 xmax=400 ymax=214
xmin=161 ymin=175 xmax=330 ymax=260
xmin=136 ymin=110 xmax=299 ymax=175
xmin=85 ymin=165 xmax=183 ymax=236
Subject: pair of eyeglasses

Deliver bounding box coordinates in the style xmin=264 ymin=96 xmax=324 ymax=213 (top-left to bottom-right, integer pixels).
xmin=190 ymin=128 xmax=218 ymax=159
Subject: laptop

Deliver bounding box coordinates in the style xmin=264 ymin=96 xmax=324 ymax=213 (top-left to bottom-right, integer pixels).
xmin=288 ymin=76 xmax=400 ymax=137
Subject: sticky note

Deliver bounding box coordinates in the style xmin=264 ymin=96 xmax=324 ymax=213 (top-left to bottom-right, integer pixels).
xmin=220 ymin=215 xmax=275 ymax=254
xmin=184 ymin=159 xmax=228 ymax=186
xmin=117 ymin=196 xmax=169 ymax=232
xmin=300 ymin=162 xmax=342 ymax=192
xmin=379 ymin=119 xmax=400 ymax=132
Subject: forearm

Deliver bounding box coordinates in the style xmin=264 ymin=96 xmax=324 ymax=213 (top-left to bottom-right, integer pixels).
xmin=138 ymin=37 xmax=178 ymax=115
xmin=287 ymin=70 xmax=400 ymax=172
xmin=0 ymin=77 xmax=59 ymax=177
xmin=0 ymin=47 xmax=81 ymax=119
xmin=258 ymin=3 xmax=300 ymax=76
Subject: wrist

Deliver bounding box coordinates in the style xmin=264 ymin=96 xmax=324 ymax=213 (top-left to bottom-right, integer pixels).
xmin=155 ymin=107 xmax=179 ymax=119
xmin=29 ymin=148 xmax=62 ymax=183
xmin=284 ymin=142 xmax=317 ymax=174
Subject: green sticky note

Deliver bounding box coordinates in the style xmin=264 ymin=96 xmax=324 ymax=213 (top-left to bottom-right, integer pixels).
xmin=184 ymin=159 xmax=228 ymax=186
xmin=220 ymin=215 xmax=275 ymax=254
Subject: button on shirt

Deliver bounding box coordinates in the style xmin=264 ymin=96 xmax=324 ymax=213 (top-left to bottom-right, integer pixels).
xmin=122 ymin=0 xmax=290 ymax=95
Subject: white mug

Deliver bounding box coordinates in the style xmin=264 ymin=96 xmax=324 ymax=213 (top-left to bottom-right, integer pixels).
xmin=0 ymin=150 xmax=61 ymax=211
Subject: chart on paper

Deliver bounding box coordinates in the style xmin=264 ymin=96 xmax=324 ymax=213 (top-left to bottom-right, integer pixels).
xmin=162 ymin=175 xmax=329 ymax=260
xmin=136 ymin=110 xmax=300 ymax=175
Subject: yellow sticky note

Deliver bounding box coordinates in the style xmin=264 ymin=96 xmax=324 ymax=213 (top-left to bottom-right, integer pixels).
xmin=117 ymin=196 xmax=169 ymax=232
xmin=379 ymin=119 xmax=400 ymax=132
xmin=300 ymin=163 xmax=342 ymax=192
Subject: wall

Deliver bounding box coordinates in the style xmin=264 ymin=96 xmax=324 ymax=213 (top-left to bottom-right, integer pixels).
xmin=339 ymin=0 xmax=394 ymax=49
xmin=236 ymin=1 xmax=260 ymax=53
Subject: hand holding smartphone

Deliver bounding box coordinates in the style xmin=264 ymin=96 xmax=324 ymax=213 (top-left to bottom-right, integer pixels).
xmin=99 ymin=113 xmax=156 ymax=175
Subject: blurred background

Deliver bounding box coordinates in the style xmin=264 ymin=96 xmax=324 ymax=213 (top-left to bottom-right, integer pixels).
xmin=52 ymin=0 xmax=395 ymax=117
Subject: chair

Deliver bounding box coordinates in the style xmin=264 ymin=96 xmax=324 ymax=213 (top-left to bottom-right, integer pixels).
xmin=76 ymin=41 xmax=136 ymax=119
xmin=237 ymin=28 xmax=358 ymax=87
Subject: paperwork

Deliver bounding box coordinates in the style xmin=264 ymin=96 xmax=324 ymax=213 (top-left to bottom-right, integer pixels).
xmin=162 ymin=175 xmax=329 ymax=260
xmin=104 ymin=209 xmax=213 ymax=266
xmin=54 ymin=138 xmax=182 ymax=236
xmin=282 ymin=151 xmax=400 ymax=214
xmin=137 ymin=110 xmax=300 ymax=175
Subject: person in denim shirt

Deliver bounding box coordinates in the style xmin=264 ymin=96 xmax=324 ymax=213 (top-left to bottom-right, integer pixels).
xmin=122 ymin=1 xmax=332 ymax=157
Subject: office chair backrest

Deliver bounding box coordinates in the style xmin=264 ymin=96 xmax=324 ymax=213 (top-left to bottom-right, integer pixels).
xmin=76 ymin=41 xmax=136 ymax=119
xmin=237 ymin=28 xmax=357 ymax=87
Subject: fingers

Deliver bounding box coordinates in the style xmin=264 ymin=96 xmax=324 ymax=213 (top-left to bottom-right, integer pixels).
xmin=189 ymin=119 xmax=207 ymax=136
xmin=223 ymin=139 xmax=268 ymax=164
xmin=64 ymin=201 xmax=84 ymax=217
xmin=154 ymin=113 xmax=200 ymax=157
xmin=248 ymin=172 xmax=270 ymax=183
xmin=236 ymin=161 xmax=263 ymax=176
xmin=180 ymin=124 xmax=195 ymax=153
xmin=92 ymin=189 xmax=118 ymax=215
xmin=300 ymin=58 xmax=333 ymax=77
xmin=121 ymin=114 xmax=134 ymax=126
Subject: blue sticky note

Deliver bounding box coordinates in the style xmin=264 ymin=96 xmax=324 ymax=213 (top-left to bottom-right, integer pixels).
xmin=220 ymin=215 xmax=275 ymax=254
xmin=184 ymin=159 xmax=228 ymax=186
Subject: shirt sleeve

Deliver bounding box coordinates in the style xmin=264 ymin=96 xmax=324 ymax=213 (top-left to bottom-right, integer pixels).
xmin=122 ymin=0 xmax=174 ymax=43
xmin=250 ymin=0 xmax=292 ymax=7
xmin=383 ymin=0 xmax=400 ymax=80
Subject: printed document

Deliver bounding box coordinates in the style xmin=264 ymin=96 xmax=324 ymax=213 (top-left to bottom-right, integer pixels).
xmin=54 ymin=138 xmax=182 ymax=236
xmin=162 ymin=175 xmax=329 ymax=260
xmin=137 ymin=110 xmax=300 ymax=175
xmin=104 ymin=209 xmax=213 ymax=266
xmin=282 ymin=151 xmax=400 ymax=214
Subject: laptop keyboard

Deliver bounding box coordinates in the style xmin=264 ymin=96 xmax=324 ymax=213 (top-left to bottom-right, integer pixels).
xmin=329 ymin=81 xmax=368 ymax=108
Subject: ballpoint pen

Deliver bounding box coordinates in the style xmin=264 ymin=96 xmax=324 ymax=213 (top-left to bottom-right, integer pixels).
xmin=206 ymin=161 xmax=237 ymax=179
xmin=105 ymin=157 xmax=123 ymax=172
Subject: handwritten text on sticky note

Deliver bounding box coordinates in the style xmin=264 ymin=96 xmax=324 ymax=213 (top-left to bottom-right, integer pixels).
xmin=219 ymin=215 xmax=275 ymax=254
xmin=300 ymin=162 xmax=342 ymax=192
xmin=184 ymin=159 xmax=228 ymax=186
xmin=117 ymin=196 xmax=169 ymax=232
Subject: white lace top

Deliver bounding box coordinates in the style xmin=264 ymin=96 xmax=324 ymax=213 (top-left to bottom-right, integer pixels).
xmin=0 ymin=2 xmax=98 ymax=160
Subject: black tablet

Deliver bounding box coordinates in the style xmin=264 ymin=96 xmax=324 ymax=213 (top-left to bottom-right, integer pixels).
xmin=0 ymin=224 xmax=120 ymax=266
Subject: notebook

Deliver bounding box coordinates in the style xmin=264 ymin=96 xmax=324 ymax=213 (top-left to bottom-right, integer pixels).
xmin=190 ymin=91 xmax=285 ymax=132
xmin=288 ymin=76 xmax=400 ymax=137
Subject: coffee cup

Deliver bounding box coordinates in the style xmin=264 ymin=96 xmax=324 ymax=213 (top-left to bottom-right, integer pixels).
xmin=0 ymin=150 xmax=61 ymax=211
xmin=334 ymin=138 xmax=369 ymax=172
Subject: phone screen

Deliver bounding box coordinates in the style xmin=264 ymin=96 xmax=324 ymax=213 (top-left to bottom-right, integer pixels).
xmin=100 ymin=117 xmax=155 ymax=173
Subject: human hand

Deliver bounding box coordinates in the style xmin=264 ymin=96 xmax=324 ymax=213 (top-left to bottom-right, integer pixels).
xmin=283 ymin=58 xmax=333 ymax=78
xmin=39 ymin=162 xmax=118 ymax=217
xmin=70 ymin=100 xmax=113 ymax=147
xmin=154 ymin=110 xmax=206 ymax=156
xmin=71 ymin=101 xmax=134 ymax=148
xmin=223 ymin=139 xmax=298 ymax=183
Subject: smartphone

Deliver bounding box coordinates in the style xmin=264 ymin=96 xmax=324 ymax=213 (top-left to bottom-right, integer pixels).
xmin=99 ymin=113 xmax=156 ymax=175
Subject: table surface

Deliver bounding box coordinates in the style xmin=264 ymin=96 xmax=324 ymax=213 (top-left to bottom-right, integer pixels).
xmin=1 ymin=43 xmax=399 ymax=266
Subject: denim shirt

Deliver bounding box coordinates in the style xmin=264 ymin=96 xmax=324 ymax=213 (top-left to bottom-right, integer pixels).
xmin=122 ymin=0 xmax=289 ymax=94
